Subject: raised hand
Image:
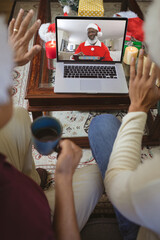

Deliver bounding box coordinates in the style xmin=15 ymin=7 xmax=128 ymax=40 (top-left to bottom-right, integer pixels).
xmin=129 ymin=49 xmax=160 ymax=113
xmin=8 ymin=9 xmax=41 ymax=66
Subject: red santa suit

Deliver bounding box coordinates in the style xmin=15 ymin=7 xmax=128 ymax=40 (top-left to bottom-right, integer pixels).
xmin=75 ymin=39 xmax=113 ymax=61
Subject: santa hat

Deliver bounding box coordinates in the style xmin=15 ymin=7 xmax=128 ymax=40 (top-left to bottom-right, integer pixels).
xmin=86 ymin=23 xmax=102 ymax=37
xmin=113 ymin=11 xmax=144 ymax=42
xmin=38 ymin=6 xmax=70 ymax=42
xmin=38 ymin=23 xmax=55 ymax=42
xmin=144 ymin=0 xmax=160 ymax=67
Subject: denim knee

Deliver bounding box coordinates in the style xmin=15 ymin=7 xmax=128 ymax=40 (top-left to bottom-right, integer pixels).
xmin=89 ymin=114 xmax=121 ymax=137
xmin=88 ymin=114 xmax=121 ymax=179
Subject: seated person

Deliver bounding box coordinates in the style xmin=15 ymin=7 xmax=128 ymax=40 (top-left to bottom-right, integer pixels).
xmin=88 ymin=1 xmax=160 ymax=239
xmin=0 ymin=9 xmax=104 ymax=240
xmin=73 ymin=23 xmax=113 ymax=61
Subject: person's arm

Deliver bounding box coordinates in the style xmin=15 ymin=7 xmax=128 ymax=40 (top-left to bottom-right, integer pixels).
xmin=53 ymin=140 xmax=82 ymax=240
xmin=74 ymin=43 xmax=84 ymax=56
xmin=105 ymin=49 xmax=160 ymax=223
xmin=8 ymin=9 xmax=41 ymax=66
xmin=71 ymin=44 xmax=84 ymax=60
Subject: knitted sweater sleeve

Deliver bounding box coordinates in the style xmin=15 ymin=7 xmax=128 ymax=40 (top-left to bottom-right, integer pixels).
xmin=105 ymin=111 xmax=160 ymax=235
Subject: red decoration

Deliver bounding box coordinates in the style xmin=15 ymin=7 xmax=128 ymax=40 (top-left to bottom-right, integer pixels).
xmin=64 ymin=12 xmax=68 ymax=16
xmin=127 ymin=17 xmax=144 ymax=42
xmin=45 ymin=41 xmax=56 ymax=59
xmin=48 ymin=23 xmax=55 ymax=33
xmin=125 ymin=31 xmax=132 ymax=41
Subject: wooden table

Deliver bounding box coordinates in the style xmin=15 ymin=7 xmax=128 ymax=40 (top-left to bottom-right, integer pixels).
xmin=26 ymin=0 xmax=160 ymax=147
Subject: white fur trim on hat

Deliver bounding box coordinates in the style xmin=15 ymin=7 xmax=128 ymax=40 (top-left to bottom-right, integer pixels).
xmin=38 ymin=23 xmax=56 ymax=42
xmin=0 ymin=16 xmax=13 ymax=105
xmin=98 ymin=31 xmax=102 ymax=37
xmin=86 ymin=23 xmax=102 ymax=37
xmin=144 ymin=0 xmax=160 ymax=67
xmin=113 ymin=10 xmax=138 ymax=18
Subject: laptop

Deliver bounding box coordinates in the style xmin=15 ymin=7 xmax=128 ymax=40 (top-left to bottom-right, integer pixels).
xmin=55 ymin=16 xmax=128 ymax=94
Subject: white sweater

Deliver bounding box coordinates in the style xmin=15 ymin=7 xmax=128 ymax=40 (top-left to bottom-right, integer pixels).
xmin=105 ymin=112 xmax=160 ymax=240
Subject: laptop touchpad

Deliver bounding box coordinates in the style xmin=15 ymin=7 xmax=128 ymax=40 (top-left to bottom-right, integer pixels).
xmin=80 ymin=80 xmax=101 ymax=92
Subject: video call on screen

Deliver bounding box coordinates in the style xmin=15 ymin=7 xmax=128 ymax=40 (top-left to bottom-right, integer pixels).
xmin=56 ymin=18 xmax=127 ymax=62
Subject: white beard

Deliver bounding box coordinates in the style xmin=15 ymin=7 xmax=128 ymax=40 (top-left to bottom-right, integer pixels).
xmin=144 ymin=0 xmax=160 ymax=67
xmin=87 ymin=36 xmax=98 ymax=45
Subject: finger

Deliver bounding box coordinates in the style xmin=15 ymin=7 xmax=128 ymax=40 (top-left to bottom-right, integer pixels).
xmin=23 ymin=19 xmax=41 ymax=43
xmin=24 ymin=45 xmax=41 ymax=62
xmin=70 ymin=141 xmax=82 ymax=159
xmin=13 ymin=8 xmax=24 ymax=34
xmin=150 ymin=64 xmax=158 ymax=84
xmin=130 ymin=56 xmax=136 ymax=81
xmin=58 ymin=140 xmax=75 ymax=161
xmin=59 ymin=139 xmax=72 ymax=153
xmin=17 ymin=9 xmax=34 ymax=38
xmin=136 ymin=48 xmax=144 ymax=78
xmin=59 ymin=139 xmax=81 ymax=158
xmin=143 ymin=55 xmax=152 ymax=79
xmin=70 ymin=141 xmax=81 ymax=153
xmin=8 ymin=18 xmax=15 ymax=37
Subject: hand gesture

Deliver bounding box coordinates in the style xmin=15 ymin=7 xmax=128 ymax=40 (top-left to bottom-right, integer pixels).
xmin=129 ymin=49 xmax=160 ymax=113
xmin=55 ymin=140 xmax=82 ymax=178
xmin=8 ymin=9 xmax=41 ymax=66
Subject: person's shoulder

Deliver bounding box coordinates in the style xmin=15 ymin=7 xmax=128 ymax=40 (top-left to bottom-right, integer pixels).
xmin=101 ymin=42 xmax=108 ymax=49
xmin=76 ymin=42 xmax=85 ymax=49
xmin=80 ymin=41 xmax=85 ymax=46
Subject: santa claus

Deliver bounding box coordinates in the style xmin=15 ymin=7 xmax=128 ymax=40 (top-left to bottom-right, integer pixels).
xmin=74 ymin=23 xmax=113 ymax=61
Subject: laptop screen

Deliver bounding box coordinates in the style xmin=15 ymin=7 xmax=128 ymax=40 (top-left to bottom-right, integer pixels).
xmin=55 ymin=16 xmax=128 ymax=63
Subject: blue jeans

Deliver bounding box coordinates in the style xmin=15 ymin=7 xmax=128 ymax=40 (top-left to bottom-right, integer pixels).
xmin=88 ymin=114 xmax=140 ymax=240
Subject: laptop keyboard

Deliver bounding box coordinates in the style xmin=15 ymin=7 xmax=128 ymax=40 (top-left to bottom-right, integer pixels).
xmin=64 ymin=65 xmax=117 ymax=79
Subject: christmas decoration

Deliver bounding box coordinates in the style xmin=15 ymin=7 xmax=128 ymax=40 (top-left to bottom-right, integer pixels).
xmin=114 ymin=11 xmax=144 ymax=42
xmin=63 ymin=5 xmax=70 ymax=16
xmin=78 ymin=0 xmax=104 ymax=17
xmin=38 ymin=23 xmax=55 ymax=43
xmin=38 ymin=6 xmax=70 ymax=43
xmin=58 ymin=0 xmax=79 ymax=11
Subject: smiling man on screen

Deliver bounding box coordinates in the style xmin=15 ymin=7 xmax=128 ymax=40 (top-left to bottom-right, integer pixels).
xmin=74 ymin=23 xmax=113 ymax=61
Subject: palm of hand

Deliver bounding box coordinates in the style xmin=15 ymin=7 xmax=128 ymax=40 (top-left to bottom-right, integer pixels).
xmin=11 ymin=38 xmax=30 ymax=66
xmin=129 ymin=76 xmax=160 ymax=112
xmin=8 ymin=9 xmax=41 ymax=67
